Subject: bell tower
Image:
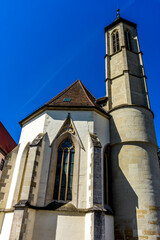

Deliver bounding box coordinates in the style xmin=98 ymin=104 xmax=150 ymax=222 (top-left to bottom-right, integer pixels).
xmin=105 ymin=9 xmax=150 ymax=110
xmin=105 ymin=10 xmax=160 ymax=239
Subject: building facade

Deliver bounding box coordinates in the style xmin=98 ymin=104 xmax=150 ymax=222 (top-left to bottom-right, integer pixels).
xmin=0 ymin=14 xmax=160 ymax=240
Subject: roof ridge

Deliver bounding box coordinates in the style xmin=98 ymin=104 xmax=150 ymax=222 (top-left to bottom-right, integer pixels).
xmin=79 ymin=81 xmax=95 ymax=106
xmin=80 ymin=81 xmax=96 ymax=100
xmin=45 ymin=79 xmax=80 ymax=105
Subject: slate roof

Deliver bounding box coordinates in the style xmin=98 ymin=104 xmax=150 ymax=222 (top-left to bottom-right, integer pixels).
xmin=20 ymin=80 xmax=110 ymax=126
xmin=0 ymin=122 xmax=17 ymax=155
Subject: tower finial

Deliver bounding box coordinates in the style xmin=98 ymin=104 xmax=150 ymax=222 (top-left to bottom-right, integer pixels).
xmin=116 ymin=8 xmax=120 ymax=18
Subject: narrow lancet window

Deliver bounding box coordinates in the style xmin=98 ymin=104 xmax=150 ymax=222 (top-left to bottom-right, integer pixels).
xmin=112 ymin=31 xmax=120 ymax=53
xmin=116 ymin=31 xmax=120 ymax=51
xmin=53 ymin=138 xmax=75 ymax=201
xmin=125 ymin=30 xmax=132 ymax=51
xmin=112 ymin=33 xmax=116 ymax=53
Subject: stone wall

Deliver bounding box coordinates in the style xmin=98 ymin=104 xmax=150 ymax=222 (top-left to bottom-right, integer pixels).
xmin=110 ymin=107 xmax=160 ymax=239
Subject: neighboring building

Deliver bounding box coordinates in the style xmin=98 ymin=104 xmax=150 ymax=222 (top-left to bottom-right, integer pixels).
xmin=0 ymin=12 xmax=160 ymax=240
xmin=0 ymin=122 xmax=17 ymax=176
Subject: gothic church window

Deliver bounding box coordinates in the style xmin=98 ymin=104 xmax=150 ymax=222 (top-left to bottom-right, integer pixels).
xmin=116 ymin=31 xmax=120 ymax=51
xmin=125 ymin=30 xmax=132 ymax=50
xmin=112 ymin=30 xmax=120 ymax=53
xmin=53 ymin=138 xmax=75 ymax=201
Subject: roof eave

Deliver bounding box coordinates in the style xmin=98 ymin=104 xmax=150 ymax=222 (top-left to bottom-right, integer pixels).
xmin=19 ymin=105 xmax=111 ymax=127
xmin=105 ymin=17 xmax=137 ymax=32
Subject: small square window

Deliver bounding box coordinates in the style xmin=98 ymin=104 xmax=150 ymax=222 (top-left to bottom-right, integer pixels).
xmin=63 ymin=98 xmax=71 ymax=102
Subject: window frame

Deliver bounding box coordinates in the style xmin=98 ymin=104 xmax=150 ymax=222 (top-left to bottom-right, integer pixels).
xmin=53 ymin=138 xmax=75 ymax=201
xmin=125 ymin=29 xmax=132 ymax=51
xmin=46 ymin=132 xmax=80 ymax=207
xmin=112 ymin=30 xmax=120 ymax=53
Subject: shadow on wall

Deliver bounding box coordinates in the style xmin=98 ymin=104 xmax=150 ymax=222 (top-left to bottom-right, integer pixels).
xmin=109 ymin=119 xmax=139 ymax=239
xmin=144 ymin=142 xmax=160 ymax=228
xmin=32 ymin=211 xmax=58 ymax=240
xmin=111 ymin=144 xmax=138 ymax=239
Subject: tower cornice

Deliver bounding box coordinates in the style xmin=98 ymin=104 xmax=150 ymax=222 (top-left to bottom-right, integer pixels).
xmin=108 ymin=104 xmax=154 ymax=117
xmin=105 ymin=17 xmax=137 ymax=32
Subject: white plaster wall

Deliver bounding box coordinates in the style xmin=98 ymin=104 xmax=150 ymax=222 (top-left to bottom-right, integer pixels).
xmin=105 ymin=215 xmax=115 ymax=240
xmin=32 ymin=211 xmax=85 ymax=240
xmin=94 ymin=112 xmax=110 ymax=206
xmin=56 ymin=214 xmax=85 ymax=240
xmin=25 ymin=209 xmax=36 ymax=240
xmin=6 ymin=109 xmax=109 ymax=210
xmin=85 ymin=213 xmax=93 ymax=240
xmin=93 ymin=112 xmax=110 ymax=148
xmin=44 ymin=110 xmax=94 ymax=208
xmin=0 ymin=109 xmax=110 ymax=240
xmin=19 ymin=113 xmax=46 ymax=145
xmin=32 ymin=211 xmax=57 ymax=240
xmin=44 ymin=110 xmax=94 ymax=145
xmin=87 ymin=137 xmax=93 ymax=208
xmin=6 ymin=113 xmax=46 ymax=209
xmin=0 ymin=213 xmax=14 ymax=240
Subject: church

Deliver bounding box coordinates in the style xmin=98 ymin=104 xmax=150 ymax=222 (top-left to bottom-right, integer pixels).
xmin=0 ymin=11 xmax=160 ymax=240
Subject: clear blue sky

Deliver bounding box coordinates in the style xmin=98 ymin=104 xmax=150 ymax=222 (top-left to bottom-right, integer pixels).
xmin=1 ymin=0 xmax=160 ymax=146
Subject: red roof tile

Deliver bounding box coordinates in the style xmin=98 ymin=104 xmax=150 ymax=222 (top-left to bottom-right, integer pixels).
xmin=0 ymin=122 xmax=17 ymax=154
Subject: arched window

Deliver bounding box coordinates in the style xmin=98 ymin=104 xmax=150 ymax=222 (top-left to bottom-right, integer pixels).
xmin=53 ymin=138 xmax=75 ymax=201
xmin=112 ymin=31 xmax=120 ymax=53
xmin=116 ymin=31 xmax=120 ymax=51
xmin=125 ymin=30 xmax=132 ymax=50
xmin=112 ymin=33 xmax=116 ymax=53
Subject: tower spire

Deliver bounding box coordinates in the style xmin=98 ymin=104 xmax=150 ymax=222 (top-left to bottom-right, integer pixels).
xmin=116 ymin=8 xmax=120 ymax=18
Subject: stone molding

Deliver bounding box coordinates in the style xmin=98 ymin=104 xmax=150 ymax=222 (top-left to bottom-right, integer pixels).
xmin=110 ymin=140 xmax=158 ymax=150
xmin=108 ymin=103 xmax=154 ymax=117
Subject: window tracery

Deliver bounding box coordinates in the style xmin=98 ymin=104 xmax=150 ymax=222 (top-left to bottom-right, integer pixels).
xmin=53 ymin=138 xmax=75 ymax=201
xmin=125 ymin=29 xmax=132 ymax=50
xmin=112 ymin=30 xmax=120 ymax=53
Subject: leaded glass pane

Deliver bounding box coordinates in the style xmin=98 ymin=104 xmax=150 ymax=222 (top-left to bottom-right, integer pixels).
xmin=116 ymin=32 xmax=119 ymax=51
xmin=128 ymin=32 xmax=132 ymax=50
xmin=113 ymin=34 xmax=116 ymax=53
xmin=125 ymin=31 xmax=132 ymax=51
xmin=67 ymin=149 xmax=74 ymax=200
xmin=61 ymin=139 xmax=73 ymax=149
xmin=53 ymin=138 xmax=75 ymax=201
xmin=67 ymin=187 xmax=72 ymax=200
xmin=53 ymin=150 xmax=63 ymax=200
xmin=60 ymin=149 xmax=68 ymax=200
xmin=125 ymin=31 xmax=128 ymax=49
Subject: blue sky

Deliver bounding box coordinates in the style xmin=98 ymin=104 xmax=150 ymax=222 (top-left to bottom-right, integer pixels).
xmin=1 ymin=0 xmax=160 ymax=146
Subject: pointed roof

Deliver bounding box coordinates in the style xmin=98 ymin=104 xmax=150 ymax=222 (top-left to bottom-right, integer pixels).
xmin=105 ymin=14 xmax=136 ymax=32
xmin=19 ymin=80 xmax=110 ymax=126
xmin=45 ymin=80 xmax=97 ymax=107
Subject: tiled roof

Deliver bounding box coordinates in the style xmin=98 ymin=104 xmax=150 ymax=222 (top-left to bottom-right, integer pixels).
xmin=20 ymin=80 xmax=110 ymax=126
xmin=45 ymin=80 xmax=97 ymax=107
xmin=0 ymin=122 xmax=17 ymax=154
xmin=43 ymin=80 xmax=109 ymax=115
